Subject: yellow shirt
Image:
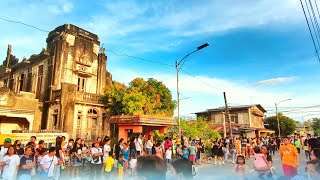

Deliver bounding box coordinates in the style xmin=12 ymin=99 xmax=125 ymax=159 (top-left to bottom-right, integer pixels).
xmin=104 ymin=157 xmax=115 ymax=172
xmin=280 ymin=144 xmax=298 ymax=167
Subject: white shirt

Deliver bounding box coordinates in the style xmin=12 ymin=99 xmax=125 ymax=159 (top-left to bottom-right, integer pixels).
xmin=129 ymin=158 xmax=137 ymax=169
xmin=91 ymin=147 xmax=102 ymax=164
xmin=103 ymin=144 xmax=111 ymax=161
xmin=0 ymin=154 xmax=3 ymax=175
xmin=0 ymin=146 xmax=8 ymax=157
xmin=135 ymin=138 xmax=143 ymax=151
xmin=166 ymin=149 xmax=172 ymax=160
xmin=40 ymin=155 xmax=58 ymax=177
xmin=2 ymin=154 xmax=20 ymax=180
xmin=146 ymin=140 xmax=153 ymax=149
xmin=37 ymin=156 xmax=43 ymax=172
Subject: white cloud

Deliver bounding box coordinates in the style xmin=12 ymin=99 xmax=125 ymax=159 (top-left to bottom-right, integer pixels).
xmin=109 ymin=67 xmax=319 ymax=120
xmin=253 ymin=77 xmax=297 ymax=87
xmin=81 ymin=0 xmax=304 ymax=52
xmin=48 ymin=1 xmax=73 ymax=15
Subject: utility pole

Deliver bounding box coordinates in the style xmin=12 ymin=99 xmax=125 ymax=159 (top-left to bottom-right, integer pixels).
xmin=176 ymin=60 xmax=181 ymax=140
xmin=223 ymin=92 xmax=232 ymax=137
xmin=222 ymin=111 xmax=226 ymax=138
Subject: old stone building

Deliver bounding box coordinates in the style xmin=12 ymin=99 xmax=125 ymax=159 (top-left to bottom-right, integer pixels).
xmin=195 ymin=104 xmax=274 ymax=137
xmin=0 ymin=24 xmax=112 ymax=140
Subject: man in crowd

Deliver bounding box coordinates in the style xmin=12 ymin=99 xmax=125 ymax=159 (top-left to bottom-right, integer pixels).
xmin=280 ymin=136 xmax=299 ymax=179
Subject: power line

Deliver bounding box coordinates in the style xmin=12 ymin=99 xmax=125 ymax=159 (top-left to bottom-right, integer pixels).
xmin=308 ymin=0 xmax=320 ymax=44
xmin=300 ymin=0 xmax=320 ymax=61
xmin=106 ymin=49 xmax=174 ymax=67
xmin=180 ymin=69 xmax=222 ymax=92
xmin=106 ymin=49 xmax=223 ymax=93
xmin=0 ymin=16 xmax=50 ymax=33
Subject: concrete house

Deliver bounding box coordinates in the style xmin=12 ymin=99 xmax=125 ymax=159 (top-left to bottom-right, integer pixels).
xmin=195 ymin=104 xmax=274 ymax=137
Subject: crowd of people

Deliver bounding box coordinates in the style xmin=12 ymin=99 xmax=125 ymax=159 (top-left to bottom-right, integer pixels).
xmin=0 ymin=134 xmax=319 ymax=180
xmin=0 ymin=134 xmax=197 ymax=180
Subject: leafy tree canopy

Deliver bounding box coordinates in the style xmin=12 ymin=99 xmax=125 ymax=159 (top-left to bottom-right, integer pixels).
xmin=310 ymin=118 xmax=320 ymax=136
xmin=168 ymin=117 xmax=221 ymax=140
xmin=102 ymin=78 xmax=176 ymax=116
xmin=265 ymin=113 xmax=296 ymax=136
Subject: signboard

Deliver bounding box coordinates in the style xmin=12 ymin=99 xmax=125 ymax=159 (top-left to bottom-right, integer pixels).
xmin=0 ymin=133 xmax=69 ymax=146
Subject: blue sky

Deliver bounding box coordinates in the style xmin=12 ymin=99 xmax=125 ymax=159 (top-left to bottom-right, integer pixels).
xmin=1 ymin=0 xmax=320 ymax=121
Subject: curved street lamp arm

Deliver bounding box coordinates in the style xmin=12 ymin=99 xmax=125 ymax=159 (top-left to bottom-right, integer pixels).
xmin=177 ymin=49 xmax=199 ymax=72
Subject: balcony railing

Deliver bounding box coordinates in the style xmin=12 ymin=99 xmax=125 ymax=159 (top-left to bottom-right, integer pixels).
xmin=76 ymin=92 xmax=103 ymax=104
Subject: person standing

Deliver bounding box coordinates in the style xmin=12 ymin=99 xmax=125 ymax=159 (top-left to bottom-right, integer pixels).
xmin=280 ymin=137 xmax=299 ymax=179
xmin=135 ymin=134 xmax=143 ymax=156
xmin=294 ymin=139 xmax=301 ymax=154
xmin=165 ymin=146 xmax=172 ymax=166
xmin=71 ymin=138 xmax=82 ymax=179
xmin=2 ymin=145 xmax=20 ymax=180
xmin=13 ymin=140 xmax=24 ymax=157
xmin=145 ymin=135 xmax=153 ymax=155
xmin=18 ymin=146 xmax=36 ymax=180
xmin=39 ymin=147 xmax=58 ymax=179
xmin=90 ymin=140 xmax=103 ymax=180
xmin=229 ymin=140 xmax=236 ymax=164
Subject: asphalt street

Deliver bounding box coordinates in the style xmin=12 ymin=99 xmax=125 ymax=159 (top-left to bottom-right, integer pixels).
xmin=194 ymin=151 xmax=308 ymax=180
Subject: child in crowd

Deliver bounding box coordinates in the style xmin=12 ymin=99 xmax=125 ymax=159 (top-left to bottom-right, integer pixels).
xmin=104 ymin=151 xmax=114 ymax=178
xmin=166 ymin=146 xmax=172 ymax=166
xmin=253 ymin=147 xmax=268 ymax=170
xmin=118 ymin=154 xmax=125 ymax=180
xmin=129 ymin=155 xmax=137 ymax=176
xmin=182 ymin=145 xmax=189 ymax=159
xmin=234 ymin=155 xmax=249 ymax=180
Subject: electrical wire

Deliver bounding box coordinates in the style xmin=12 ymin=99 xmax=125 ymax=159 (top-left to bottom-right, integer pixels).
xmin=0 ymin=16 xmax=50 ymax=33
xmin=308 ymin=0 xmax=320 ymax=43
xmin=300 ymin=0 xmax=320 ymax=61
xmin=106 ymin=49 xmax=175 ymax=67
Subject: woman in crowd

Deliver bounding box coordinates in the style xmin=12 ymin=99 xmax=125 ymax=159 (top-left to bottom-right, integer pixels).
xmin=217 ymin=140 xmax=225 ymax=165
xmin=72 ymin=138 xmax=82 ymax=179
xmin=81 ymin=139 xmax=89 ymax=168
xmin=14 ymin=140 xmax=24 ymax=157
xmin=229 ymin=139 xmax=236 ymax=164
xmin=145 ymin=135 xmax=153 ymax=155
xmin=254 ymin=144 xmax=273 ymax=179
xmin=55 ymin=136 xmax=64 ymax=180
xmin=90 ymin=140 xmax=103 ymax=180
xmin=2 ymin=145 xmax=20 ymax=180
xmin=155 ymin=142 xmax=163 ymax=159
xmin=211 ymin=141 xmax=219 ymax=165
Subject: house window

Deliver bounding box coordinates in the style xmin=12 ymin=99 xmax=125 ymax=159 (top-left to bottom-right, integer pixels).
xmin=52 ymin=109 xmax=59 ymax=129
xmin=19 ymin=74 xmax=25 ymax=92
xmin=231 ymin=114 xmax=239 ymax=124
xmin=77 ymin=77 xmax=86 ymax=92
xmin=36 ymin=65 xmax=43 ymax=99
xmin=3 ymin=79 xmax=8 ymax=87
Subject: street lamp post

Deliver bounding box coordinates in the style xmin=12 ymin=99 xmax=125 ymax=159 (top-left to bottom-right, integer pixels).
xmin=275 ymin=99 xmax=291 ymax=137
xmin=176 ymin=43 xmax=209 ymax=140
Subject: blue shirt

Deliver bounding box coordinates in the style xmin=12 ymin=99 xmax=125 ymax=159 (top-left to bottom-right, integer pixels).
xmin=120 ymin=148 xmax=130 ymax=161
xmin=182 ymin=149 xmax=189 ymax=159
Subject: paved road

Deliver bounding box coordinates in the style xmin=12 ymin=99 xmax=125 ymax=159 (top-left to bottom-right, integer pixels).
xmin=194 ymin=151 xmax=308 ymax=180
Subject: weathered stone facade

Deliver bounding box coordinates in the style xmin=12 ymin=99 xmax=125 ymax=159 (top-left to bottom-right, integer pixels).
xmin=0 ymin=24 xmax=112 ymax=140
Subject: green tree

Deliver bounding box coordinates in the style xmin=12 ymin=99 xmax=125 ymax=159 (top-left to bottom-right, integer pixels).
xmin=311 ymin=118 xmax=320 ymax=135
xmin=102 ymin=81 xmax=127 ymax=115
xmin=102 ymin=78 xmax=176 ymax=116
xmin=265 ymin=113 xmax=296 ymax=136
xmin=168 ymin=117 xmax=221 ymax=140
